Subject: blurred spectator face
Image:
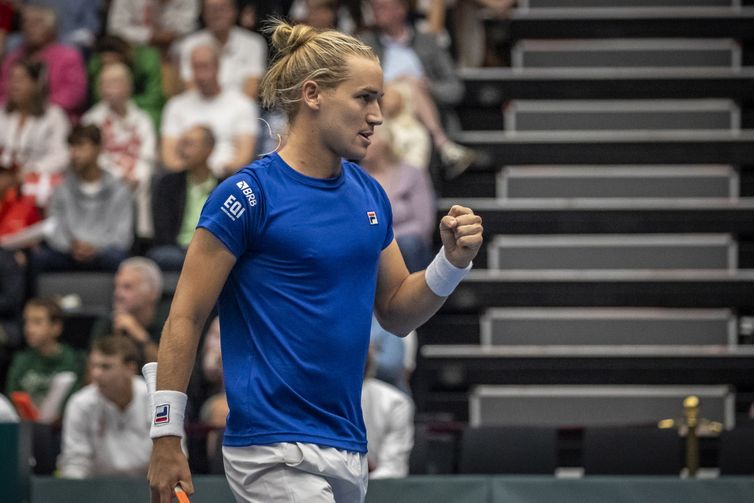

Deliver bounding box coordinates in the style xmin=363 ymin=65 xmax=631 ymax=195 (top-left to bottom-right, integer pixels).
xmin=113 ymin=266 xmax=157 ymax=315
xmin=178 ymin=126 xmax=214 ymax=168
xmin=371 ymin=0 xmax=408 ymax=31
xmin=306 ymin=0 xmax=338 ymax=30
xmin=22 ymin=6 xmax=56 ymax=49
xmin=8 ymin=63 xmax=36 ymax=107
xmin=69 ymin=138 xmax=100 ymax=173
xmin=23 ymin=304 xmax=61 ymax=350
xmin=203 ymin=0 xmax=237 ymax=34
xmin=89 ymin=349 xmax=135 ymax=402
xmin=99 ymin=64 xmax=133 ymax=108
xmin=191 ymin=45 xmax=220 ymax=96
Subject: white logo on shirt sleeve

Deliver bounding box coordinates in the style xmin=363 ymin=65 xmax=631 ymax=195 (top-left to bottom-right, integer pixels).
xmin=219 ymin=179 xmax=258 ymax=222
xmin=236 ymin=180 xmax=257 ymax=206
xmin=221 ymin=194 xmax=246 ymax=221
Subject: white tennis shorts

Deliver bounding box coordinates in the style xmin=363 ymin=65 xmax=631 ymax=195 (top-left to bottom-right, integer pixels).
xmin=223 ymin=442 xmax=368 ymax=503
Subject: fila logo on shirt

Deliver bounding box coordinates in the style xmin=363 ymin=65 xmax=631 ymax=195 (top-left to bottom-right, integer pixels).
xmin=367 ymin=211 xmax=378 ymax=225
xmin=154 ymin=404 xmax=170 ymax=425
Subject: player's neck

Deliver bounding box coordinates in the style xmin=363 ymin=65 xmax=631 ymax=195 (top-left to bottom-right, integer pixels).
xmin=278 ymin=133 xmax=342 ymax=179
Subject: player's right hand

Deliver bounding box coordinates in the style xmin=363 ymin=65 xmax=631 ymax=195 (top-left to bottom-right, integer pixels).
xmin=149 ymin=436 xmax=194 ymax=503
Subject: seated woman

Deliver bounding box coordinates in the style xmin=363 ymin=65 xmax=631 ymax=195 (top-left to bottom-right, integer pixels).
xmin=0 ymin=59 xmax=69 ymax=208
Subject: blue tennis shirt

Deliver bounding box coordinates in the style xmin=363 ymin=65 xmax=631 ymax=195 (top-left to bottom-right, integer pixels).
xmin=197 ymin=152 xmax=394 ymax=452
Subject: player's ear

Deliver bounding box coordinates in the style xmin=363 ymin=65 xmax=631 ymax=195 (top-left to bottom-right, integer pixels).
xmin=302 ymin=80 xmax=321 ymax=111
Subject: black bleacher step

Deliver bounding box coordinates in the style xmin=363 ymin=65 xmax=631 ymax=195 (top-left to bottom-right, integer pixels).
xmin=512 ymin=39 xmax=739 ymax=70
xmin=505 ymin=99 xmax=739 ymax=132
xmin=481 ymin=307 xmax=736 ymax=347
xmin=438 ymin=198 xmax=754 ymax=235
xmin=487 ymin=234 xmax=735 ymax=271
xmin=500 ymin=165 xmax=737 ymax=199
xmin=458 ymin=130 xmax=754 ymax=166
xmin=415 ymin=345 xmax=754 ymax=391
xmin=443 ymin=269 xmax=754 ymax=311
xmin=460 ymin=68 xmax=754 ymax=103
xmin=419 ymin=314 xmax=481 ymax=345
xmin=459 ymin=69 xmax=754 ymax=130
xmin=493 ymin=7 xmax=754 ymax=39
xmin=521 ymin=1 xmax=735 ymax=8
xmin=418 ymin=345 xmax=754 ymax=389
xmin=414 ymin=357 xmax=754 ymax=421
xmin=467 ymin=384 xmax=733 ymax=428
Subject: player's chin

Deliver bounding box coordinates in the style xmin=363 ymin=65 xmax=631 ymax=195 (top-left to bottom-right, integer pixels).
xmin=344 ymin=146 xmax=368 ymax=162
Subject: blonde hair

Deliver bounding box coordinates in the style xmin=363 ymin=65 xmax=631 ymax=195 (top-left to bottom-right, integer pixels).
xmin=259 ymin=20 xmax=378 ymax=121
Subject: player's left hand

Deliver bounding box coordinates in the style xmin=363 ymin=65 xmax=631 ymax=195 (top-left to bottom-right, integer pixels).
xmin=439 ymin=205 xmax=484 ymax=268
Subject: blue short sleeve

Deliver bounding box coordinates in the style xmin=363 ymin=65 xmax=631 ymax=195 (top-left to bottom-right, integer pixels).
xmin=197 ymin=171 xmax=263 ymax=257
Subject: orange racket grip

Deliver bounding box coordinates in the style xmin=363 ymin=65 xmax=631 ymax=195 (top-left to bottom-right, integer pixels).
xmin=174 ymin=487 xmax=190 ymax=503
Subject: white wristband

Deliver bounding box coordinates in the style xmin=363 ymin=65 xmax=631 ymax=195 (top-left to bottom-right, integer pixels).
xmin=142 ymin=362 xmax=158 ymax=409
xmin=150 ymin=390 xmax=188 ymax=439
xmin=424 ymin=246 xmax=472 ymax=297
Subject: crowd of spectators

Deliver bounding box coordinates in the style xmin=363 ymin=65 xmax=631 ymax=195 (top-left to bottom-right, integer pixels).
xmin=0 ymin=0 xmax=495 ymax=480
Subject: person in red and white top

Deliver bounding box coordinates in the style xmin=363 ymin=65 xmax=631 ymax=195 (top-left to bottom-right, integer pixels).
xmin=0 ymin=59 xmax=69 ymax=208
xmin=82 ymin=62 xmax=157 ymax=239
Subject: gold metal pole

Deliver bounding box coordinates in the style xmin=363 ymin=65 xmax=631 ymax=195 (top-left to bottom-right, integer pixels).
xmin=684 ymin=396 xmax=700 ymax=477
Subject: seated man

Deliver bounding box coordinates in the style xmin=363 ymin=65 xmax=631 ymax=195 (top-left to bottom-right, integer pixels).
xmin=362 ymin=348 xmax=415 ymax=479
xmin=161 ymin=43 xmax=258 ymax=178
xmin=5 ymin=298 xmax=85 ymax=423
xmin=57 ymin=335 xmax=152 ymax=478
xmin=178 ymin=0 xmax=266 ymax=99
xmin=90 ymin=257 xmax=166 ymax=364
xmin=31 ymin=125 xmax=134 ymax=273
xmin=149 ymin=125 xmax=218 ymax=271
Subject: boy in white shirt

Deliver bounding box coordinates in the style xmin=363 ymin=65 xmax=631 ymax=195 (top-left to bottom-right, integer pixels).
xmin=58 ymin=336 xmax=152 ymax=478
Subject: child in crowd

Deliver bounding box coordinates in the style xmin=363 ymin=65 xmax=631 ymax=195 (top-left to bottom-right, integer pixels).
xmin=5 ymin=298 xmax=85 ymax=423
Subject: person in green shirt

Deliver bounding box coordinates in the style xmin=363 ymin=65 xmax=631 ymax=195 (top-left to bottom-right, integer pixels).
xmin=5 ymin=298 xmax=85 ymax=421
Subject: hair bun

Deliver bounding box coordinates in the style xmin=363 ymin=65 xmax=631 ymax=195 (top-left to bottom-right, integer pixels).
xmin=269 ymin=21 xmax=318 ymax=57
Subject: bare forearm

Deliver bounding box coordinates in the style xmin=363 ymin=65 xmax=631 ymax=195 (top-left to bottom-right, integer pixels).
xmin=376 ymin=271 xmax=445 ymax=336
xmin=155 ymin=229 xmax=237 ymax=390
xmin=155 ymin=314 xmax=205 ymax=391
